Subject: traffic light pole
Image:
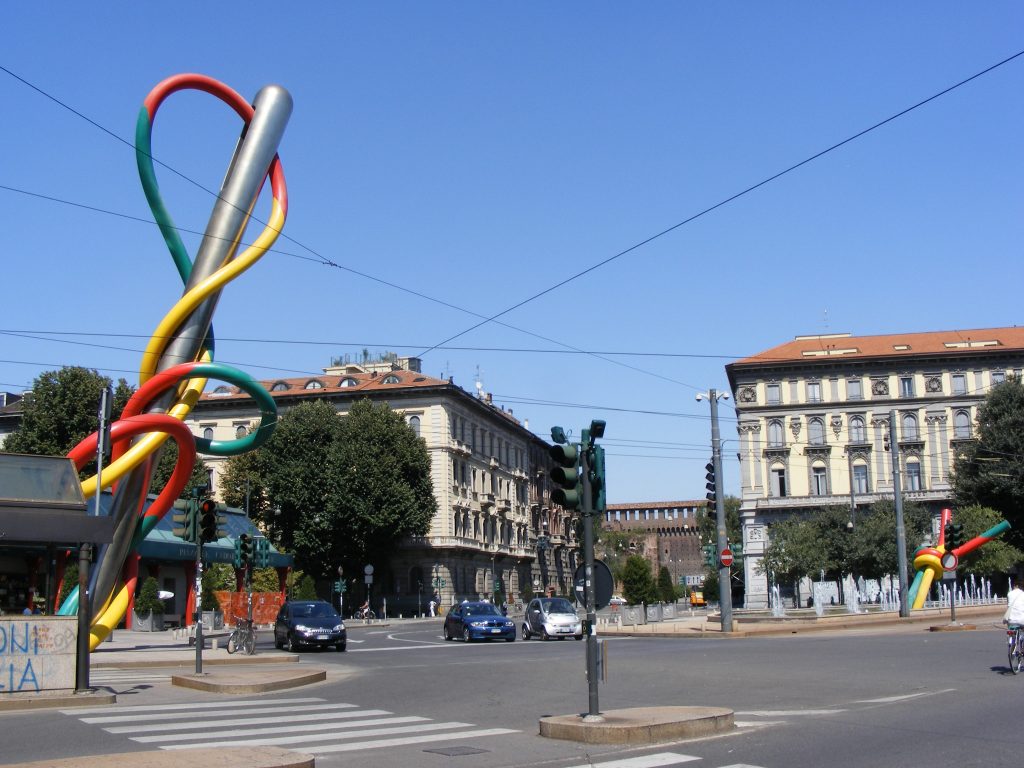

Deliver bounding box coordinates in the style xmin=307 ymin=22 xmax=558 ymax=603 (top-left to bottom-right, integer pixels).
xmin=709 ymin=390 xmax=733 ymax=633
xmin=580 ymin=435 xmax=600 ymax=720
xmin=194 ymin=499 xmax=204 ymax=674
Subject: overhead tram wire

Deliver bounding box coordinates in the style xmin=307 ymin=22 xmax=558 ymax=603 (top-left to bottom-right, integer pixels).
xmin=5 ymin=54 xmax=1022 ymax=400
xmin=0 ymin=68 xmax=696 ymax=393
xmin=415 ymin=49 xmax=1024 ymax=357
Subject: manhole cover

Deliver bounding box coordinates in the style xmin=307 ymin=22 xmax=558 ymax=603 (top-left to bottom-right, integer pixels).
xmin=423 ymin=746 xmax=490 ymax=757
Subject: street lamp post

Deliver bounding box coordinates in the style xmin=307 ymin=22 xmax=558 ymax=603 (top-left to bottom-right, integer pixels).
xmin=697 ymin=388 xmax=733 ymax=632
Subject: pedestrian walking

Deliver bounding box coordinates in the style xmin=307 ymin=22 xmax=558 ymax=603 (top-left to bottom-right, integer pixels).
xmin=428 ymin=599 xmax=436 ymax=617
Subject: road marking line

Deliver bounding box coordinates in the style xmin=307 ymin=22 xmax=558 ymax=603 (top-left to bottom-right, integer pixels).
xmin=735 ymin=709 xmax=845 ymax=716
xmin=62 ymin=696 xmax=325 ymax=716
xmin=719 ymin=764 xmax=767 ymax=767
xmin=854 ymin=689 xmax=955 ymax=704
xmin=565 ymin=752 xmax=701 ymax=767
xmin=160 ymin=721 xmax=475 ymax=749
xmin=130 ymin=716 xmax=429 ymax=743
xmin=83 ymin=702 xmax=359 ymax=724
xmin=103 ymin=709 xmax=391 ymax=734
xmin=350 ymin=644 xmax=459 ymax=652
xmin=297 ymin=728 xmax=519 ymax=754
xmin=735 ymin=721 xmax=785 ymax=728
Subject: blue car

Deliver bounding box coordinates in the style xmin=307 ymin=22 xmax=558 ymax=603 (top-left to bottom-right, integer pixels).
xmin=443 ymin=601 xmax=516 ymax=642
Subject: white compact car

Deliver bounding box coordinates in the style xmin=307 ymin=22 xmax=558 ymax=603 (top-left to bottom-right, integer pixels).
xmin=521 ymin=597 xmax=583 ymax=641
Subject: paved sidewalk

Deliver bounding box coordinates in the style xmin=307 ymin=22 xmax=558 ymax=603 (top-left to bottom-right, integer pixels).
xmin=597 ymin=603 xmax=1007 ymax=638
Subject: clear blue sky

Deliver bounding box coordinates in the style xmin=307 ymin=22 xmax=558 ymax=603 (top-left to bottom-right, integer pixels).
xmin=1 ymin=4 xmax=1021 ymax=503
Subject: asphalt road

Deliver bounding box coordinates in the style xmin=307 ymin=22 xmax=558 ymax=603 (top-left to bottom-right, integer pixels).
xmin=3 ymin=619 xmax=1022 ymax=768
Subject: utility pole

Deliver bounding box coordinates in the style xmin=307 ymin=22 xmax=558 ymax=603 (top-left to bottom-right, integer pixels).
xmin=699 ymin=389 xmax=733 ymax=632
xmin=889 ymin=410 xmax=910 ymax=618
xmin=580 ymin=431 xmax=600 ymax=719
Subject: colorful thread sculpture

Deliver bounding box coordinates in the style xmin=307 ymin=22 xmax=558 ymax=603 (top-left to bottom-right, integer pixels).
xmin=57 ymin=74 xmax=291 ymax=650
xmin=909 ymin=507 xmax=1011 ymax=610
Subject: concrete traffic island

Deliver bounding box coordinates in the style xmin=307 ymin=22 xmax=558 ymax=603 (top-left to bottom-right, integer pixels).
xmin=0 ymin=747 xmax=313 ymax=768
xmin=539 ymin=706 xmax=734 ymax=744
xmin=172 ymin=666 xmax=327 ymax=694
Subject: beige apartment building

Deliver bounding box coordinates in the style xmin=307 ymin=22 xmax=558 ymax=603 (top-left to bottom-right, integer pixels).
xmin=186 ymin=354 xmax=578 ymax=613
xmin=726 ymin=327 xmax=1024 ymax=609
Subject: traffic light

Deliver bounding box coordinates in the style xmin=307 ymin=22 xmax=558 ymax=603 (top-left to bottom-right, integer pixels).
xmin=943 ymin=521 xmax=954 ymax=549
xmin=705 ymin=460 xmax=716 ymax=504
xmin=588 ymin=444 xmax=607 ymax=512
xmin=549 ymin=440 xmax=582 ymax=511
xmin=949 ymin=522 xmax=964 ymax=550
xmin=254 ymin=537 xmax=271 ymax=568
xmin=234 ymin=533 xmax=253 ymax=569
xmin=198 ymin=498 xmax=226 ymax=544
xmin=171 ymin=500 xmax=197 ymax=544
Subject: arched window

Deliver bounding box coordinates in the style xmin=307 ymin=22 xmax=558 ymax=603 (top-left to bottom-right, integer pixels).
xmin=849 ymin=416 xmax=866 ymax=444
xmin=212 ymin=385 xmax=231 ymax=394
xmin=270 ymin=381 xmax=288 ymax=392
xmin=235 ymin=425 xmax=247 ymax=439
xmin=811 ymin=463 xmax=828 ymax=495
xmin=304 ymin=379 xmax=324 ymax=390
xmin=808 ymin=418 xmax=825 ymax=446
xmin=770 ymin=464 xmax=787 ymax=497
xmin=852 ymin=463 xmax=869 ymax=494
xmin=902 ymin=413 xmax=919 ymax=441
xmin=202 ymin=427 xmax=214 ymax=441
xmin=339 ymin=377 xmax=359 ymax=388
xmin=768 ymin=420 xmax=784 ymax=448
xmin=408 ymin=415 xmax=421 ymax=437
xmin=382 ymin=374 xmax=401 ymax=384
xmin=905 ymin=459 xmax=923 ymax=491
xmin=954 ymin=410 xmax=971 ymax=439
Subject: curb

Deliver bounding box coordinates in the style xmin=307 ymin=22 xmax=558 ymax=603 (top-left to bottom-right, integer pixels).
xmin=171 ymin=667 xmax=327 ymax=694
xmin=540 ymin=706 xmax=734 ymax=744
xmin=0 ymin=690 xmax=116 ymax=713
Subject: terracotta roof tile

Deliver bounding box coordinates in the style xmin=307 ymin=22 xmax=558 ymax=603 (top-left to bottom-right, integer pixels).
xmin=200 ymin=368 xmax=449 ymax=401
xmin=730 ymin=326 xmax=1024 ymax=367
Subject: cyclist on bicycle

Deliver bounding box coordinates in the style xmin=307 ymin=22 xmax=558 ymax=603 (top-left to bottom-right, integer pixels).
xmin=357 ymin=599 xmax=370 ymax=618
xmin=1004 ymin=582 xmax=1024 ymax=627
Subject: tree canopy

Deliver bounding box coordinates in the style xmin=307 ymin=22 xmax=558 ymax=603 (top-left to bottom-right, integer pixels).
xmin=621 ymin=554 xmax=658 ymax=605
xmin=221 ymin=398 xmax=436 ymax=580
xmin=952 ymin=378 xmax=1024 ymax=549
xmin=3 ymin=367 xmax=133 ymax=456
xmin=759 ymin=501 xmax=932 ymax=585
xmin=3 ymin=366 xmax=207 ymax=495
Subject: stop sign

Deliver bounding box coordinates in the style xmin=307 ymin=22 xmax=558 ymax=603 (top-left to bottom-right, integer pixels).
xmin=720 ymin=548 xmax=734 ymax=568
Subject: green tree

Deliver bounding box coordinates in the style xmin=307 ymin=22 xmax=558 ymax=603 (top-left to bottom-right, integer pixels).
xmin=3 ymin=367 xmax=132 ymax=457
xmin=622 ymin=555 xmax=658 ymax=605
xmin=846 ymin=500 xmax=931 ymax=580
xmin=656 ymin=566 xmax=677 ymax=603
xmin=294 ymin=574 xmax=318 ymax=600
xmin=953 ymin=378 xmax=1024 ymax=549
xmin=251 ymin=567 xmax=281 ymax=593
xmin=950 ymin=504 xmax=1023 ymax=578
xmin=222 ymin=398 xmax=435 ymax=580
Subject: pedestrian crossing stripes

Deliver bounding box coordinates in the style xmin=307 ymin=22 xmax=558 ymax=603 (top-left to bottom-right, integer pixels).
xmin=60 ymin=696 xmax=518 ymax=755
xmin=563 ymin=755 xmax=764 ymax=768
xmin=562 ymin=754 xmax=764 ymax=768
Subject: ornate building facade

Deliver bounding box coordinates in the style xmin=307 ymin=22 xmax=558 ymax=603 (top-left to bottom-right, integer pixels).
xmin=187 ymin=355 xmax=578 ymax=613
xmin=726 ymin=327 xmax=1024 ymax=609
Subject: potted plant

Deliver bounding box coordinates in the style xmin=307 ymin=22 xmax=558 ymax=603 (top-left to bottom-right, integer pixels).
xmin=133 ymin=576 xmax=165 ymax=632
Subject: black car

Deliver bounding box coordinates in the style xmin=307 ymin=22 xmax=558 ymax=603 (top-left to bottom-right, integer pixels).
xmin=443 ymin=601 xmax=515 ymax=642
xmin=274 ymin=600 xmax=347 ymax=652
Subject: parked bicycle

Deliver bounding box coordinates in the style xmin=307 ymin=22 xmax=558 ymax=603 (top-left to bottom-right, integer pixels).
xmin=227 ymin=615 xmax=257 ymax=655
xmin=1007 ymin=625 xmax=1023 ymax=674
